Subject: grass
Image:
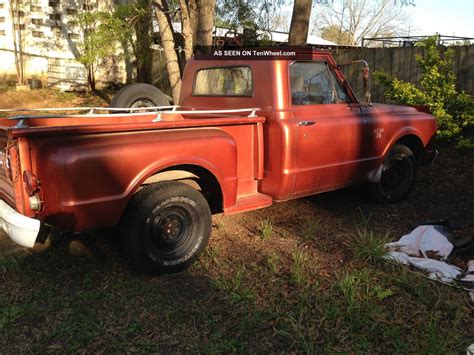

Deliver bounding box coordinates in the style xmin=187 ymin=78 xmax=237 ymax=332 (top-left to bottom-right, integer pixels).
xmin=265 ymin=252 xmax=280 ymax=274
xmin=1 ymin=224 xmax=471 ymax=353
xmin=0 ymin=87 xmax=109 ymax=110
xmin=342 ymin=210 xmax=392 ymax=264
xmin=259 ymin=219 xmax=273 ymax=240
xmin=1 ymin=209 xmax=471 ymax=353
xmin=291 ymin=250 xmax=311 ymax=287
xmin=299 ymin=217 xmax=320 ymax=241
xmin=347 ymin=223 xmax=392 ymax=264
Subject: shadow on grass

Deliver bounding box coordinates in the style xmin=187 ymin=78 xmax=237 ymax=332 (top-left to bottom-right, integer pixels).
xmin=0 ymin=231 xmax=275 ymax=353
xmin=1 ymin=221 xmax=471 ymax=353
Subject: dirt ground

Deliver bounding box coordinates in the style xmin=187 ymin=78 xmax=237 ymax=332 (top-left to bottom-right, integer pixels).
xmin=0 ymin=89 xmax=473 ymax=352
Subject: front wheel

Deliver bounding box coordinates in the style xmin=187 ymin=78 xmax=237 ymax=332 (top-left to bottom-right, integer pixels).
xmin=368 ymin=144 xmax=417 ymax=203
xmin=120 ymin=181 xmax=211 ymax=274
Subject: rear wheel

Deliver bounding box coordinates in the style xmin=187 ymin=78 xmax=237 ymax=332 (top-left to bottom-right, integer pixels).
xmin=120 ymin=181 xmax=211 ymax=274
xmin=369 ymin=144 xmax=417 ymax=203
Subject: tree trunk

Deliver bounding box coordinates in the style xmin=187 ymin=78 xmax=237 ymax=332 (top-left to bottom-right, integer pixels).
xmin=188 ymin=0 xmax=199 ymax=46
xmin=88 ymin=65 xmax=96 ymax=92
xmin=153 ymin=0 xmax=182 ymax=103
xmin=288 ymin=0 xmax=312 ymax=45
xmin=179 ymin=0 xmax=194 ymax=61
xmin=196 ymin=0 xmax=216 ymax=47
xmin=135 ymin=0 xmax=153 ymax=83
xmin=10 ymin=0 xmax=24 ymax=83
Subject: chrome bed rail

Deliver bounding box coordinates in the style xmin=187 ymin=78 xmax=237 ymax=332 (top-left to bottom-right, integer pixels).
xmin=0 ymin=106 xmax=261 ymax=127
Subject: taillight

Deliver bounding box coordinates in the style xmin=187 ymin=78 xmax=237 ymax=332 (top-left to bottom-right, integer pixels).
xmin=23 ymin=170 xmax=39 ymax=195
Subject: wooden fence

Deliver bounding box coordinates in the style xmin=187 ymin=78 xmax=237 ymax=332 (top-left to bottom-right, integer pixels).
xmin=331 ymin=45 xmax=474 ymax=102
xmin=148 ymin=44 xmax=474 ymax=103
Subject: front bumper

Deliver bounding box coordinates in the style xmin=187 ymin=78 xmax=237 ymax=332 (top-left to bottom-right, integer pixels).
xmin=0 ymin=199 xmax=40 ymax=248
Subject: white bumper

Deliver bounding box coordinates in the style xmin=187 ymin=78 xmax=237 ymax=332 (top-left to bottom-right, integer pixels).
xmin=0 ymin=199 xmax=40 ymax=248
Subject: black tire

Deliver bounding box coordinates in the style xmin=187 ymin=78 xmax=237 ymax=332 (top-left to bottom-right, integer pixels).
xmin=120 ymin=181 xmax=211 ymax=274
xmin=369 ymin=144 xmax=417 ymax=203
xmin=110 ymin=83 xmax=170 ymax=109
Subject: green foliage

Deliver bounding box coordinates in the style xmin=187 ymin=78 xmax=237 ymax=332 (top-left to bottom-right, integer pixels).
xmin=75 ymin=4 xmax=148 ymax=89
xmin=75 ymin=11 xmax=119 ymax=69
xmin=112 ymin=3 xmax=151 ymax=59
xmin=374 ymin=36 xmax=474 ymax=145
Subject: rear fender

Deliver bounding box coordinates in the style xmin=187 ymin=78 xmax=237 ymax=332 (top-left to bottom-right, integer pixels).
xmin=130 ymin=155 xmax=234 ymax=205
xmin=34 ymin=127 xmax=238 ymax=230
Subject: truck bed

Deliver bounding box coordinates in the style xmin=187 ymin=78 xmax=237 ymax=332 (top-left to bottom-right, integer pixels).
xmin=0 ymin=107 xmax=268 ymax=232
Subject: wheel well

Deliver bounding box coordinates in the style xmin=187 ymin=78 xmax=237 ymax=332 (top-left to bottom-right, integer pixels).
xmin=140 ymin=165 xmax=223 ymax=214
xmin=395 ymin=135 xmax=424 ymax=163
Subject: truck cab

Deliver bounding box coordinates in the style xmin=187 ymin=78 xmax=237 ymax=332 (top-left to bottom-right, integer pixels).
xmin=180 ymin=51 xmax=437 ymax=201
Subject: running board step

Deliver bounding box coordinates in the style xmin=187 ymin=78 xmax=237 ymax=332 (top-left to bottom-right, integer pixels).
xmin=224 ymin=193 xmax=273 ymax=215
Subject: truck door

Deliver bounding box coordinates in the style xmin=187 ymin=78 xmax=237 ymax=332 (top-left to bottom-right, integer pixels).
xmin=290 ymin=61 xmax=367 ymax=196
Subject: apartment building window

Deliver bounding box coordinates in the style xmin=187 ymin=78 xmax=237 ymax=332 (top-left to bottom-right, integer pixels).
xmin=30 ymin=5 xmax=42 ymax=12
xmin=32 ymin=30 xmax=44 ymax=38
xmin=68 ymin=33 xmax=79 ymax=40
xmin=14 ymin=24 xmax=25 ymax=30
xmin=49 ymin=0 xmax=59 ymax=7
xmin=83 ymin=4 xmax=94 ymax=10
xmin=49 ymin=13 xmax=61 ymax=20
xmin=0 ymin=17 xmax=5 ymax=23
xmin=31 ymin=18 xmax=44 ymax=25
xmin=66 ymin=8 xmax=77 ymax=15
xmin=0 ymin=30 xmax=5 ymax=36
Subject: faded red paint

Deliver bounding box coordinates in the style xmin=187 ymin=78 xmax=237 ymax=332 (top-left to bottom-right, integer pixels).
xmin=0 ymin=50 xmax=437 ymax=232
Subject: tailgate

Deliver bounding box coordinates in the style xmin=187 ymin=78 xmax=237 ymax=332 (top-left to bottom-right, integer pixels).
xmin=0 ymin=126 xmax=44 ymax=248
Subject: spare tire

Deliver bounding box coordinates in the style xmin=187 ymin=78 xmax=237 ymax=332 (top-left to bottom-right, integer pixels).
xmin=110 ymin=83 xmax=170 ymax=109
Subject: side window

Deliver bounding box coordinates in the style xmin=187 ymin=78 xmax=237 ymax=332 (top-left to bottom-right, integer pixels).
xmin=193 ymin=66 xmax=253 ymax=96
xmin=290 ymin=62 xmax=349 ymax=105
xmin=329 ymin=71 xmax=351 ymax=103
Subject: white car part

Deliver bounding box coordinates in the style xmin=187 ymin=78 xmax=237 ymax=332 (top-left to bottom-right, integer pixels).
xmin=0 ymin=199 xmax=40 ymax=248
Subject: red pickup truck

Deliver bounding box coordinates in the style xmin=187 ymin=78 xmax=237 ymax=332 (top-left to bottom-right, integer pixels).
xmin=0 ymin=50 xmax=437 ymax=274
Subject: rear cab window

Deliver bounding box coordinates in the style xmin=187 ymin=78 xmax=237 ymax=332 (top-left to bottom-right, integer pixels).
xmin=193 ymin=66 xmax=253 ymax=96
xmin=289 ymin=61 xmax=350 ymax=105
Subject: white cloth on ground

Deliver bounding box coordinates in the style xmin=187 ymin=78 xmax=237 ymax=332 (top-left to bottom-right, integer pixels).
xmin=384 ymin=225 xmax=462 ymax=281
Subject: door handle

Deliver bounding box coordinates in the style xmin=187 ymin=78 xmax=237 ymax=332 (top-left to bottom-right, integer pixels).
xmin=298 ymin=121 xmax=316 ymax=126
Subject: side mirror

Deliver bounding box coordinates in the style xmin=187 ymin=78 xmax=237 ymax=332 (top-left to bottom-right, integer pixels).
xmin=362 ymin=63 xmax=371 ymax=104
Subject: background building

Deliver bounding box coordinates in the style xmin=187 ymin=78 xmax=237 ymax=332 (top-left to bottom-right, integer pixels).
xmin=0 ymin=0 xmax=127 ymax=89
